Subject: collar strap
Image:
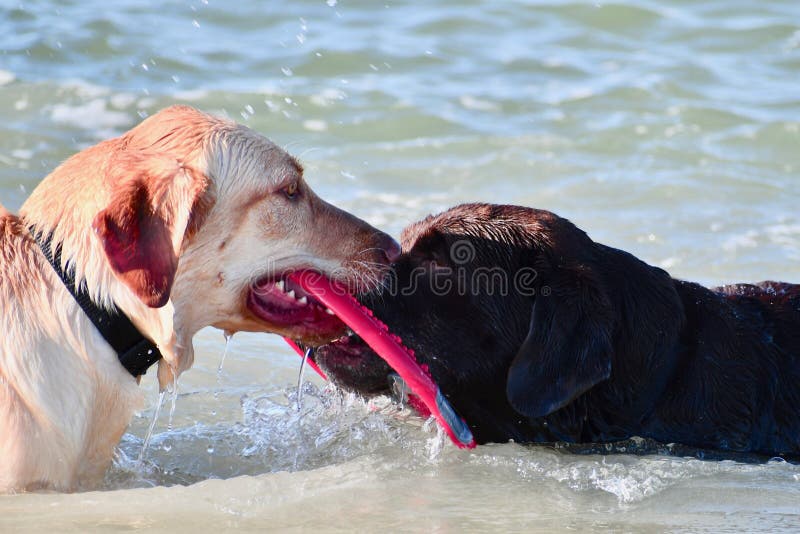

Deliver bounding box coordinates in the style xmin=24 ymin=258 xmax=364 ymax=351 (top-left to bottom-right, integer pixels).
xmin=30 ymin=227 xmax=162 ymax=377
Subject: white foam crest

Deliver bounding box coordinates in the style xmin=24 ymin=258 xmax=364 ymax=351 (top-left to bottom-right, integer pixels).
xmin=766 ymin=223 xmax=800 ymax=248
xmin=471 ymin=439 xmax=800 ymax=505
xmin=109 ymin=92 xmax=138 ymax=109
xmin=0 ymin=70 xmax=15 ymax=86
xmin=310 ymin=88 xmax=347 ymax=107
xmin=50 ymin=98 xmax=132 ymax=131
xmin=57 ymin=78 xmax=111 ymax=98
xmin=302 ymin=119 xmax=328 ymax=131
xmin=11 ymin=149 xmax=33 ymax=160
xmin=722 ymin=229 xmax=760 ymax=252
xmin=459 ymin=95 xmax=500 ymax=112
xmin=173 ymin=89 xmax=210 ymax=101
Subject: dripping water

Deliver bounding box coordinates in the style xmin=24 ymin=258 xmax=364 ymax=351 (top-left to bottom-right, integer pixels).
xmin=219 ymin=330 xmax=234 ymax=374
xmin=137 ymin=389 xmax=167 ymax=466
xmin=167 ymin=375 xmax=179 ymax=432
xmin=214 ymin=331 xmax=234 ymax=405
xmin=296 ymin=346 xmax=314 ymax=410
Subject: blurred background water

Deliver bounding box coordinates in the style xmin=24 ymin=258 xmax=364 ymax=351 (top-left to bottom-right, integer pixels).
xmin=1 ymin=0 xmax=800 ymax=531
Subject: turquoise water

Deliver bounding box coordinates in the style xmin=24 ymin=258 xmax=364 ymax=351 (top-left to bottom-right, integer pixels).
xmin=2 ymin=1 xmax=800 ymax=531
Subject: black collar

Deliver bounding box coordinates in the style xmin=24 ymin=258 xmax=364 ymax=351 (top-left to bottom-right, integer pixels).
xmin=30 ymin=227 xmax=162 ymax=377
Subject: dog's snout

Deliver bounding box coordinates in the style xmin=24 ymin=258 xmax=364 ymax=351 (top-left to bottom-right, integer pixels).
xmin=379 ymin=234 xmax=402 ymax=263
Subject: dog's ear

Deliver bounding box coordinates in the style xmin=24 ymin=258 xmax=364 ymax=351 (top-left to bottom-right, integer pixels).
xmin=506 ymin=263 xmax=613 ymax=418
xmin=93 ymin=153 xmax=211 ymax=308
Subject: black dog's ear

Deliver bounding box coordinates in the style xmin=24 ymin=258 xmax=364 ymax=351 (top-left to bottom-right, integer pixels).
xmin=506 ymin=264 xmax=613 ymax=418
xmin=406 ymin=227 xmax=453 ymax=268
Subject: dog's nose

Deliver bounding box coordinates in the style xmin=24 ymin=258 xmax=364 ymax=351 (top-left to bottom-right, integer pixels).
xmin=380 ymin=234 xmax=402 ymax=263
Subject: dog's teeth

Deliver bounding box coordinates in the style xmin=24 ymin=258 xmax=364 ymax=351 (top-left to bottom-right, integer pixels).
xmin=276 ymin=280 xmax=285 ymax=292
xmin=287 ymin=290 xmax=296 ymax=299
xmin=325 ymin=308 xmax=335 ymax=315
xmin=298 ymin=296 xmax=308 ymax=305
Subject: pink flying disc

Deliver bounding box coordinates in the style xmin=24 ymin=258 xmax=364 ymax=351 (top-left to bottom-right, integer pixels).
xmin=284 ymin=270 xmax=475 ymax=449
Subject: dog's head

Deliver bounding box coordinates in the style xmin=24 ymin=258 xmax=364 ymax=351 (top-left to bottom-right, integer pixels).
xmin=22 ymin=105 xmax=399 ymax=383
xmin=315 ymin=203 xmax=683 ymax=443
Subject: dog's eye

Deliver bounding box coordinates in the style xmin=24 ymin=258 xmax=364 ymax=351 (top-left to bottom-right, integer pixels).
xmin=283 ymin=181 xmax=299 ymax=199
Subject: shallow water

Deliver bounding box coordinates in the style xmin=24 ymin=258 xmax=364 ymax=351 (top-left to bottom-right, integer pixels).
xmin=2 ymin=0 xmax=800 ymax=531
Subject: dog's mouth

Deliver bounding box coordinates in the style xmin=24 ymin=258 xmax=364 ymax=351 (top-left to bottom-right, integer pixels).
xmin=313 ymin=333 xmax=393 ymax=395
xmin=314 ymin=334 xmax=439 ymax=423
xmin=247 ymin=276 xmax=346 ymax=344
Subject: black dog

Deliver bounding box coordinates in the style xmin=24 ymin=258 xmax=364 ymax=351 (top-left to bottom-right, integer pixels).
xmin=314 ymin=204 xmax=800 ymax=456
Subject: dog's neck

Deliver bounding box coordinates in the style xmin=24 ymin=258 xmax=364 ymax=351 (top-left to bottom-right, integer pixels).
xmin=29 ymin=228 xmax=163 ymax=377
xmin=29 ymin=215 xmax=185 ymax=385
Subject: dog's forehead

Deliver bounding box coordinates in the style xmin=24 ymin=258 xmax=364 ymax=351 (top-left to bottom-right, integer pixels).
xmin=399 ymin=204 xmax=559 ymax=254
xmin=399 ymin=217 xmax=444 ymax=251
xmin=399 ymin=205 xmax=507 ymax=249
xmin=399 ymin=213 xmax=476 ymax=252
xmin=209 ymin=126 xmax=304 ymax=194
xmin=235 ymin=126 xmax=300 ymax=172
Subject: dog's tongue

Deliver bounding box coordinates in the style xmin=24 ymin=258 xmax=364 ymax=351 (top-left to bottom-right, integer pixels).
xmin=283 ymin=270 xmax=476 ymax=449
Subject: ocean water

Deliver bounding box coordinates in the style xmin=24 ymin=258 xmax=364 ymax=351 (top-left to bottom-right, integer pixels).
xmin=2 ymin=0 xmax=800 ymax=531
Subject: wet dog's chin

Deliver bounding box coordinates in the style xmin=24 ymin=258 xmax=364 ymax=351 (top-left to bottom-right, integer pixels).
xmin=314 ymin=334 xmax=392 ymax=395
xmin=247 ymin=276 xmax=346 ymax=345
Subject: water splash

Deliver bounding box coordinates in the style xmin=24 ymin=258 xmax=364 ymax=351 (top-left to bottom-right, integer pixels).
xmin=389 ymin=373 xmax=409 ymax=409
xmin=296 ymin=346 xmax=313 ymax=410
xmin=423 ymin=416 xmax=446 ymax=460
xmin=108 ymin=384 xmax=460 ymax=490
xmin=137 ymin=389 xmax=167 ymax=466
xmin=167 ymin=375 xmax=179 ymax=432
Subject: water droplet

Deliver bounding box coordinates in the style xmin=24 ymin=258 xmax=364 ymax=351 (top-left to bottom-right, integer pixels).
xmin=326 ymin=0 xmax=337 ymax=6
xmin=281 ymin=67 xmax=293 ymax=77
xmin=192 ymin=19 xmax=200 ymax=28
